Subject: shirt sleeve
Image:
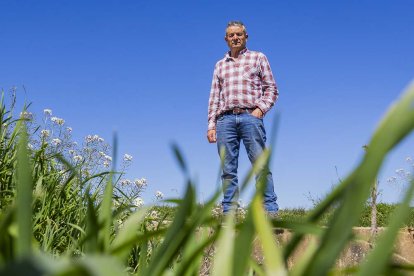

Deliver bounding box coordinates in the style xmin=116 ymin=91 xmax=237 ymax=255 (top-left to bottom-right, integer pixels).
xmin=255 ymin=53 xmax=279 ymax=114
xmin=207 ymin=63 xmax=221 ymax=130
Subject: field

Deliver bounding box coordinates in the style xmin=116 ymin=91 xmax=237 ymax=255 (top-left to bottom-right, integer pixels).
xmin=1 ymin=81 xmax=414 ymax=275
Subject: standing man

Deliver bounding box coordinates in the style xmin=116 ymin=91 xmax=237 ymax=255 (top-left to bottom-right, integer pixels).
xmin=207 ymin=21 xmax=279 ymax=215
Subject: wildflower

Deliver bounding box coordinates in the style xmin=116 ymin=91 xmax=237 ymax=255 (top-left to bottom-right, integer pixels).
xmin=113 ymin=199 xmax=121 ymax=208
xmin=43 ymin=109 xmax=52 ymax=116
xmin=123 ymin=154 xmax=133 ymax=162
xmin=396 ymin=168 xmax=405 ymax=175
xmin=134 ymin=197 xmax=144 ymax=208
xmin=52 ymin=138 xmax=62 ymax=146
xmin=41 ymin=129 xmax=50 ymax=138
xmin=103 ymin=160 xmax=110 ymax=168
xmin=121 ymin=179 xmax=132 ymax=186
xmin=20 ymin=111 xmax=33 ymax=120
xmin=104 ymin=155 xmax=112 ymax=161
xmin=66 ymin=127 xmax=72 ymax=132
xmin=73 ymin=155 xmax=83 ymax=162
xmin=27 ymin=143 xmax=34 ymax=150
xmin=134 ymin=178 xmax=147 ymax=188
xmin=98 ymin=137 xmax=104 ymax=143
xmin=155 ymin=191 xmax=164 ymax=200
xmin=69 ymin=149 xmax=75 ymax=155
xmin=149 ymin=210 xmax=159 ymax=219
xmin=85 ymin=135 xmax=93 ymax=143
xmin=387 ymin=176 xmax=397 ymax=183
xmin=51 ymin=117 xmax=65 ymax=125
xmin=237 ymin=206 xmax=247 ymax=220
xmin=93 ymin=134 xmax=99 ymax=140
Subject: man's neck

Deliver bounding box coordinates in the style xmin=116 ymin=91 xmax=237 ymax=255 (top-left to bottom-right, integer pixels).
xmin=230 ymin=47 xmax=245 ymax=59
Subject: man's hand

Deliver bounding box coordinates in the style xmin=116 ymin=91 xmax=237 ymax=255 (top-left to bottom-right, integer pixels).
xmin=251 ymin=108 xmax=264 ymax=119
xmin=207 ymin=129 xmax=217 ymax=143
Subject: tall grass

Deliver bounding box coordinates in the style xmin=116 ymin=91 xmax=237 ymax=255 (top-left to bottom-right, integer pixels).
xmin=1 ymin=81 xmax=414 ymax=275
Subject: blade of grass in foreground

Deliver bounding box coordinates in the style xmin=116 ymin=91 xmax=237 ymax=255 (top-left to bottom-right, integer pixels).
xmin=252 ymin=194 xmax=287 ymax=276
xmin=357 ymin=177 xmax=414 ymax=276
xmin=15 ymin=126 xmax=33 ymax=259
xmin=304 ymin=81 xmax=414 ymax=275
xmin=232 ymin=210 xmax=255 ymax=276
xmin=211 ymin=211 xmax=236 ymax=276
xmin=144 ymin=181 xmax=195 ymax=275
xmin=110 ymin=206 xmax=149 ymax=261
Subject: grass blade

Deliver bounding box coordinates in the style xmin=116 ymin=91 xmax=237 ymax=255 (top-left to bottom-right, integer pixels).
xmin=357 ymin=178 xmax=414 ymax=275
xmin=15 ymin=126 xmax=33 ymax=259
xmin=251 ymin=194 xmax=287 ymax=276
xmin=211 ymin=212 xmax=236 ymax=276
xmin=304 ymin=81 xmax=414 ymax=275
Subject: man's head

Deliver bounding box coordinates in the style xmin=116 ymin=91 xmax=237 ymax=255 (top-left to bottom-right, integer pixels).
xmin=225 ymin=21 xmax=248 ymax=53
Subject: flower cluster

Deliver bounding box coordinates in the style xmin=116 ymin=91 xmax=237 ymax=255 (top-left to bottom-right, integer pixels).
xmin=51 ymin=116 xmax=65 ymax=126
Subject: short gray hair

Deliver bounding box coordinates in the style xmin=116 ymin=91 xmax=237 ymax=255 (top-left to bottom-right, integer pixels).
xmin=226 ymin=21 xmax=247 ymax=35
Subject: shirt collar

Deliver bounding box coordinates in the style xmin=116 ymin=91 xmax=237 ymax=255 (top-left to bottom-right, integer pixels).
xmin=225 ymin=47 xmax=248 ymax=61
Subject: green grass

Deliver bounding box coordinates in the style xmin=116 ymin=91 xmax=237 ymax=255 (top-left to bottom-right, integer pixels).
xmin=1 ymin=80 xmax=414 ymax=275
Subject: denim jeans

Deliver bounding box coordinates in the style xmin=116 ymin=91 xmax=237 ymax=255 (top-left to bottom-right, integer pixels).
xmin=216 ymin=113 xmax=278 ymax=213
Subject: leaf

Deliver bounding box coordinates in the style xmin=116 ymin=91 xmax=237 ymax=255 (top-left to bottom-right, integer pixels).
xmin=15 ymin=126 xmax=33 ymax=259
xmin=357 ymin=178 xmax=414 ymax=275
xmin=251 ymin=195 xmax=287 ymax=276
xmin=302 ymin=81 xmax=414 ymax=275
xmin=110 ymin=207 xmax=149 ymax=261
xmin=211 ymin=211 xmax=236 ymax=276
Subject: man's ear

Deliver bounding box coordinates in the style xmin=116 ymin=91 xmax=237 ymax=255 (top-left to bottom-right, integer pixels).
xmin=245 ymin=33 xmax=249 ymax=39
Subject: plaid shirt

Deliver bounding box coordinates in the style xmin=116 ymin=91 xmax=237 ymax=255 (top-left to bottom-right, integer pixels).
xmin=207 ymin=48 xmax=279 ymax=130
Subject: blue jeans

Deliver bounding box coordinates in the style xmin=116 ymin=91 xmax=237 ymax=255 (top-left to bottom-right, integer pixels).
xmin=216 ymin=113 xmax=278 ymax=213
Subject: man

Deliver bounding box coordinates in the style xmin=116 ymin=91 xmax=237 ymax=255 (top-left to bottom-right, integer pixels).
xmin=207 ymin=21 xmax=279 ymax=215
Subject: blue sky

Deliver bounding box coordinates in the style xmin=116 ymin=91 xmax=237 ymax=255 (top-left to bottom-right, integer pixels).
xmin=1 ymin=0 xmax=414 ymax=208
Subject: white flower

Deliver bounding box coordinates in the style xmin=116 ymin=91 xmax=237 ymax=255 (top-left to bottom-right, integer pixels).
xmin=98 ymin=137 xmax=104 ymax=143
xmin=85 ymin=135 xmax=93 ymax=143
xmin=51 ymin=117 xmax=65 ymax=125
xmin=40 ymin=129 xmax=50 ymax=138
xmin=103 ymin=160 xmax=110 ymax=168
xmin=123 ymin=154 xmax=133 ymax=162
xmin=155 ymin=191 xmax=164 ymax=200
xmin=104 ymin=155 xmax=112 ymax=161
xmin=134 ymin=197 xmax=144 ymax=208
xmin=149 ymin=210 xmax=159 ymax=219
xmin=66 ymin=127 xmax=72 ymax=132
xmin=73 ymin=155 xmax=83 ymax=162
xmin=20 ymin=111 xmax=33 ymax=120
xmin=120 ymin=179 xmax=132 ymax=186
xmin=396 ymin=168 xmax=405 ymax=175
xmin=387 ymin=176 xmax=397 ymax=183
xmin=134 ymin=178 xmax=147 ymax=188
xmin=43 ymin=109 xmax=52 ymax=116
xmin=52 ymin=138 xmax=62 ymax=146
xmin=27 ymin=143 xmax=34 ymax=150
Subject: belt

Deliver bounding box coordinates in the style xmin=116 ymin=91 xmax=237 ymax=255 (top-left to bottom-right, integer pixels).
xmin=222 ymin=108 xmax=255 ymax=115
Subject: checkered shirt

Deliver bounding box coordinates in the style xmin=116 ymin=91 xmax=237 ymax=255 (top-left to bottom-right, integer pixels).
xmin=207 ymin=48 xmax=279 ymax=130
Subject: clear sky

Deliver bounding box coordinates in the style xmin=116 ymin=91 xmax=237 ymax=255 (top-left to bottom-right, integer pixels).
xmin=1 ymin=0 xmax=414 ymax=208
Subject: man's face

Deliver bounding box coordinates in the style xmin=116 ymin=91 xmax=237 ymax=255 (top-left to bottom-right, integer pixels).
xmin=225 ymin=25 xmax=248 ymax=52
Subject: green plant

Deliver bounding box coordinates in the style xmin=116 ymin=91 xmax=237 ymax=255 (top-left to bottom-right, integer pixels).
xmin=1 ymin=81 xmax=414 ymax=275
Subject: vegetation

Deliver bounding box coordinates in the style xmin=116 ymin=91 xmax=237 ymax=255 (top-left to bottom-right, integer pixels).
xmin=1 ymin=81 xmax=414 ymax=275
